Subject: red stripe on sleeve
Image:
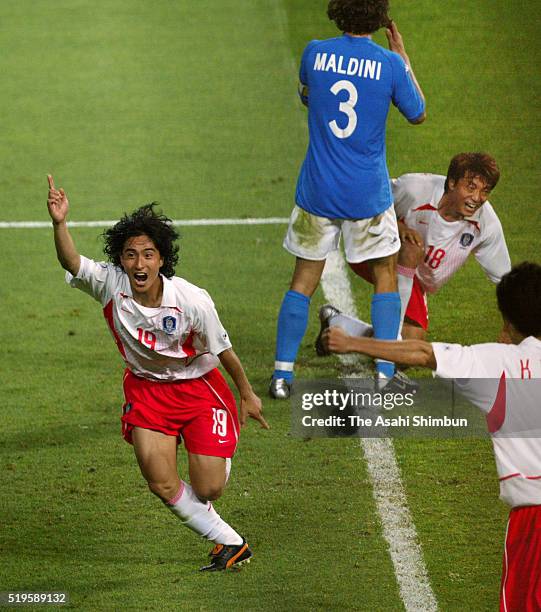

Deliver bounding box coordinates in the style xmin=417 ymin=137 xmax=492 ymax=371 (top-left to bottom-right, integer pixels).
xmin=412 ymin=203 xmax=438 ymax=212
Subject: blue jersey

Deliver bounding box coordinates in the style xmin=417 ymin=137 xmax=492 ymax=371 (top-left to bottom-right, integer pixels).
xmin=295 ymin=35 xmax=425 ymax=220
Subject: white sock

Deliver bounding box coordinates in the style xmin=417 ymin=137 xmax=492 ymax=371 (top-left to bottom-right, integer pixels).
xmin=397 ymin=265 xmax=415 ymax=335
xmin=166 ymin=481 xmax=242 ymax=545
xmin=225 ymin=458 xmax=232 ymax=484
xmin=329 ymin=313 xmax=373 ymax=337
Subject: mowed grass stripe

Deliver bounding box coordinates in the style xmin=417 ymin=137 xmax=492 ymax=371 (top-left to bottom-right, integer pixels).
xmin=2 ymin=0 xmax=303 ymax=222
xmin=2 ymin=224 xmax=404 ymax=610
xmin=2 ymin=0 xmax=537 ymax=609
xmin=283 ymin=1 xmax=540 ymax=609
xmin=320 ymin=250 xmax=437 ymax=610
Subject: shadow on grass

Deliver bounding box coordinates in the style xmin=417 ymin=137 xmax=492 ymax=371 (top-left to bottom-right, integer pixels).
xmin=1 ymin=420 xmax=116 ymax=453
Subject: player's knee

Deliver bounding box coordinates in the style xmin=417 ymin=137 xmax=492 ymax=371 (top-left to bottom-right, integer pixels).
xmin=147 ymin=480 xmax=179 ymax=502
xmin=402 ymin=321 xmax=427 ymax=341
xmin=191 ymin=482 xmax=224 ymax=502
xmin=398 ymin=242 xmax=424 ymax=268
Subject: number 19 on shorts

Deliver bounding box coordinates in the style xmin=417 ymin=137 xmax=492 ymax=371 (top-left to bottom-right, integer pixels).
xmin=212 ymin=408 xmax=227 ymax=437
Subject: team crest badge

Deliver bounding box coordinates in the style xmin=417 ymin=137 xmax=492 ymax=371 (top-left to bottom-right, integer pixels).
xmin=459 ymin=233 xmax=474 ymax=247
xmin=162 ymin=316 xmax=177 ymax=334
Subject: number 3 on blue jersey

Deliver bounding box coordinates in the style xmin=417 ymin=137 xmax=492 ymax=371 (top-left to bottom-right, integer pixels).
xmin=329 ymin=80 xmax=358 ymax=139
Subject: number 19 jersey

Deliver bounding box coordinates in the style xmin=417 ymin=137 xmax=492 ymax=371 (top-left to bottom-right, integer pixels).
xmin=66 ymin=256 xmax=232 ymax=381
xmin=295 ymin=35 xmax=425 ymax=220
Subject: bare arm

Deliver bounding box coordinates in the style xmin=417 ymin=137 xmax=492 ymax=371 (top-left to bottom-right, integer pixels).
xmin=218 ymin=348 xmax=269 ymax=429
xmin=323 ymin=326 xmax=437 ymax=370
xmin=386 ymin=22 xmax=426 ymax=124
xmin=46 ymin=175 xmax=80 ymax=276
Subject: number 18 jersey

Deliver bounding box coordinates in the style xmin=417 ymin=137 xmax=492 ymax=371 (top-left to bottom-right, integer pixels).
xmin=295 ymin=35 xmax=425 ymax=220
xmin=392 ymin=173 xmax=511 ymax=293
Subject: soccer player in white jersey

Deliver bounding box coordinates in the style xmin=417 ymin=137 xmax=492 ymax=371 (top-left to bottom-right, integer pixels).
xmin=270 ymin=0 xmax=426 ymax=399
xmin=46 ymin=175 xmax=269 ymax=572
xmin=316 ymin=152 xmax=511 ymax=351
xmin=322 ymin=262 xmax=541 ymax=610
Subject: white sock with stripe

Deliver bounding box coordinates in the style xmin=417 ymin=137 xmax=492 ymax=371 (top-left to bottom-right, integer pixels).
xmin=166 ymin=481 xmax=242 ymax=545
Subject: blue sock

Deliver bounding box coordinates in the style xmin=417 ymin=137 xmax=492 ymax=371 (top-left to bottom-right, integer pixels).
xmin=273 ymin=290 xmax=310 ymax=381
xmin=371 ymin=292 xmax=401 ymax=378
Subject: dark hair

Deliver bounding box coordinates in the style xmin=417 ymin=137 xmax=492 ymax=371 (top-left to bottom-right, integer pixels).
xmin=327 ymin=0 xmax=390 ymax=34
xmin=497 ymin=262 xmax=541 ymax=337
xmin=102 ymin=203 xmax=179 ymax=278
xmin=444 ymin=152 xmax=500 ymax=193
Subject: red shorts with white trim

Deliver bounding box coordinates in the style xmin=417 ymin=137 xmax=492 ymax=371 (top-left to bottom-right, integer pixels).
xmin=500 ymin=505 xmax=541 ymax=612
xmin=121 ymin=368 xmax=239 ymax=458
xmin=348 ymin=262 xmax=429 ymax=331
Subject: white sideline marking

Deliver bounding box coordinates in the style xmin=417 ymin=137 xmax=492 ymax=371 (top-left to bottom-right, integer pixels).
xmin=0 ymin=217 xmax=289 ymax=229
xmin=321 ymin=250 xmax=438 ymax=611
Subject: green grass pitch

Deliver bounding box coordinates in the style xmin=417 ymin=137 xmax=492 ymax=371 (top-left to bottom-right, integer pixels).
xmin=1 ymin=0 xmax=540 ymax=610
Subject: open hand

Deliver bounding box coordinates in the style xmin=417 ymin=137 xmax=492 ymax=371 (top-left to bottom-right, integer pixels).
xmin=399 ymin=224 xmax=424 ymax=248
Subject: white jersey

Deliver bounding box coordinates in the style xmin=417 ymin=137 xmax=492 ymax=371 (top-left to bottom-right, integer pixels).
xmin=433 ymin=337 xmax=541 ymax=508
xmin=67 ymin=256 xmax=232 ymax=381
xmin=392 ymin=173 xmax=511 ymax=293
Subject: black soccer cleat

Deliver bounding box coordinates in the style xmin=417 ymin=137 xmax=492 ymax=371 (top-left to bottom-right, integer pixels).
xmin=315 ymin=304 xmax=341 ymax=357
xmin=375 ymin=370 xmax=419 ymax=397
xmin=199 ymin=538 xmax=252 ymax=572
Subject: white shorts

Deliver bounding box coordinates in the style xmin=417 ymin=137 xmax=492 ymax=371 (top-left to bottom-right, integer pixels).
xmin=283 ymin=205 xmax=400 ymax=263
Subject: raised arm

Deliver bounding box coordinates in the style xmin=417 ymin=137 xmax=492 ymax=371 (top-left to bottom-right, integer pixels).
xmin=386 ymin=21 xmax=426 ymax=124
xmin=323 ymin=326 xmax=437 ymax=370
xmin=46 ymin=175 xmax=80 ymax=276
xmin=218 ymin=348 xmax=269 ymax=430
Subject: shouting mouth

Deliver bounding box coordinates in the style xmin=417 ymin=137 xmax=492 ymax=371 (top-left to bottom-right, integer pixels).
xmin=133 ymin=272 xmax=148 ymax=287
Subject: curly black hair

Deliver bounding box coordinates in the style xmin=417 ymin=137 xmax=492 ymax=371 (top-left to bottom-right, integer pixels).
xmin=102 ymin=203 xmax=179 ymax=278
xmin=497 ymin=262 xmax=541 ymax=337
xmin=327 ymin=0 xmax=390 ymax=34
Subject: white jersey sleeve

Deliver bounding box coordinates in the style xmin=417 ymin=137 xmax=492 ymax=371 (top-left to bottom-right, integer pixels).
xmin=65 ymin=255 xmax=121 ymax=306
xmin=187 ymin=288 xmax=232 ymax=356
xmin=473 ymin=204 xmax=511 ymax=283
xmin=391 ymin=173 xmax=443 ymax=220
xmin=432 ymin=338 xmax=541 ymax=508
xmin=432 ymin=342 xmax=488 ymax=379
xmin=432 ymin=341 xmax=503 ymax=413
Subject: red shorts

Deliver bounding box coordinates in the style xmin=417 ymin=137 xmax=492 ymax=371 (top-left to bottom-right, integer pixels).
xmin=500 ymin=505 xmax=541 ymax=611
xmin=121 ymin=368 xmax=239 ymax=458
xmin=348 ymin=262 xmax=429 ymax=331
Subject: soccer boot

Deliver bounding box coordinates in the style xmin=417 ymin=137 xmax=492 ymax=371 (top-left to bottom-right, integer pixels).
xmin=268 ymin=377 xmax=291 ymax=400
xmin=315 ymin=304 xmax=341 ymax=357
xmin=375 ymin=370 xmax=419 ymax=396
xmin=200 ymin=538 xmax=252 ymax=571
